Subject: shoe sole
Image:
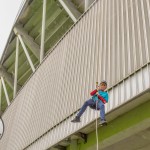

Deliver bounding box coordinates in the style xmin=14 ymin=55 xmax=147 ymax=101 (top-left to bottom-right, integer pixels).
xmin=99 ymin=122 xmax=107 ymax=126
xmin=71 ymin=121 xmax=80 ymax=123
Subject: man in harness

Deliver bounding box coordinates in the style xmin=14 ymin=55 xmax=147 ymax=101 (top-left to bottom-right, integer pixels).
xmin=71 ymin=81 xmax=109 ymax=126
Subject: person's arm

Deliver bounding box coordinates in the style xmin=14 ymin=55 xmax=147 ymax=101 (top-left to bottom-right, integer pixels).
xmin=90 ymin=89 xmax=98 ymax=96
xmin=98 ymin=92 xmax=109 ymax=104
xmin=97 ymin=95 xmax=107 ymax=104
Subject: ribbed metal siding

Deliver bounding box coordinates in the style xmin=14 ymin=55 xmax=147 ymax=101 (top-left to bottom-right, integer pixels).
xmin=26 ymin=64 xmax=150 ymax=150
xmin=0 ymin=0 xmax=150 ymax=149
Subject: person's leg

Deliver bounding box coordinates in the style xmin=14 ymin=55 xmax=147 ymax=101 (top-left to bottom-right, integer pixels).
xmin=71 ymin=99 xmax=95 ymax=122
xmin=98 ymin=101 xmax=107 ymax=125
xmin=77 ymin=99 xmax=94 ymax=118
xmin=99 ymin=101 xmax=105 ymax=121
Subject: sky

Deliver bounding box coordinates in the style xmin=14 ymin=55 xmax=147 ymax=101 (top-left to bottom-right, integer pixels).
xmin=0 ymin=0 xmax=25 ymax=59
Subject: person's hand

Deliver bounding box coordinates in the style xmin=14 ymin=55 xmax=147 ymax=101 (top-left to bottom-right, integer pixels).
xmin=96 ymin=82 xmax=99 ymax=90
xmin=95 ymin=92 xmax=99 ymax=96
xmin=96 ymin=86 xmax=99 ymax=91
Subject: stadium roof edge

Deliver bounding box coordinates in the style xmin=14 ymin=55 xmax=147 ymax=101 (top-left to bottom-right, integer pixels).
xmin=0 ymin=0 xmax=32 ymax=64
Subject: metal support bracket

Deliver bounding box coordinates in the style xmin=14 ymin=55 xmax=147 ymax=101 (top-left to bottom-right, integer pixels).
xmin=74 ymin=132 xmax=87 ymax=143
xmin=62 ymin=138 xmax=71 ymax=145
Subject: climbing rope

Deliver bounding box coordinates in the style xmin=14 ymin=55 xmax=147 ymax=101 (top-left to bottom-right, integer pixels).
xmin=95 ymin=82 xmax=99 ymax=150
xmin=95 ymin=100 xmax=99 ymax=150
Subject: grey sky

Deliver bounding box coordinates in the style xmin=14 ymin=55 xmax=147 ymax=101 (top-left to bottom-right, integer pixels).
xmin=0 ymin=0 xmax=24 ymax=59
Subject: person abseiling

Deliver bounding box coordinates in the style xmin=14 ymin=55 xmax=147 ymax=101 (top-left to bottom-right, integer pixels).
xmin=71 ymin=80 xmax=109 ymax=126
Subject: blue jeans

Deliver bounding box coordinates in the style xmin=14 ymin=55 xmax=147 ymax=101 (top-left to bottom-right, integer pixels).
xmin=77 ymin=99 xmax=105 ymax=121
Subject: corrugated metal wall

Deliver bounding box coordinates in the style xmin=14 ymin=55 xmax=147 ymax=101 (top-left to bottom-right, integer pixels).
xmin=0 ymin=0 xmax=150 ymax=149
xmin=22 ymin=65 xmax=150 ymax=150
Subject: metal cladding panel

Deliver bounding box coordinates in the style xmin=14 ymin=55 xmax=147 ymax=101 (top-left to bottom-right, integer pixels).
xmin=0 ymin=0 xmax=150 ymax=149
xmin=26 ymin=64 xmax=150 ymax=150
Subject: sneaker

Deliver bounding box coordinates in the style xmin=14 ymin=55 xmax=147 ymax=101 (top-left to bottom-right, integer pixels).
xmin=71 ymin=116 xmax=80 ymax=123
xmin=99 ymin=120 xmax=107 ymax=126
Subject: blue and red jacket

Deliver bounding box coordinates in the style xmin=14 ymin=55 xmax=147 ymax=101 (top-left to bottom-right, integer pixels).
xmin=90 ymin=89 xmax=109 ymax=104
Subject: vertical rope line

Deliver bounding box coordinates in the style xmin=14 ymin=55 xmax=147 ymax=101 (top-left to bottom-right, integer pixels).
xmin=95 ymin=100 xmax=99 ymax=150
xmin=95 ymin=82 xmax=99 ymax=150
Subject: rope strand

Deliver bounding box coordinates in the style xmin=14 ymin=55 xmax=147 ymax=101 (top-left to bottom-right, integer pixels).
xmin=96 ymin=82 xmax=99 ymax=150
xmin=96 ymin=101 xmax=99 ymax=150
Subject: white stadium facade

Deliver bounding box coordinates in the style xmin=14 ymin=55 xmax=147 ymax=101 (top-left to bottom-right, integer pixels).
xmin=0 ymin=0 xmax=150 ymax=149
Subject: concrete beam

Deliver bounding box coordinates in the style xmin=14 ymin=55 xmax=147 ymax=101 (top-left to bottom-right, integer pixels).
xmin=14 ymin=24 xmax=40 ymax=60
xmin=14 ymin=37 xmax=19 ymax=98
xmin=58 ymin=0 xmax=81 ymax=22
xmin=0 ymin=65 xmax=21 ymax=90
xmin=40 ymin=0 xmax=47 ymax=63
